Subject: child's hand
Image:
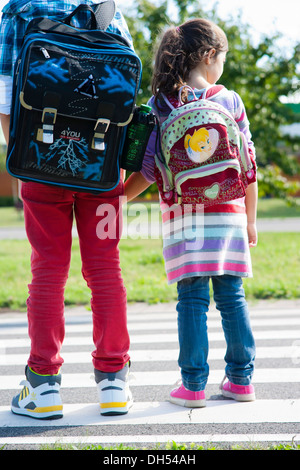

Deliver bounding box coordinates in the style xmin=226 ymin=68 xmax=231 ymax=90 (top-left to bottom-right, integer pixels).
xmin=247 ymin=222 xmax=257 ymax=247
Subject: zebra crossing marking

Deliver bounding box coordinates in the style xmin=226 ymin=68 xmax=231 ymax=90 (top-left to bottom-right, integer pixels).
xmin=0 ymin=302 xmax=299 ymax=447
xmin=1 ymin=368 xmax=300 ymax=391
xmin=1 ymin=399 xmax=300 ymax=428
xmin=0 ymin=433 xmax=299 ymax=447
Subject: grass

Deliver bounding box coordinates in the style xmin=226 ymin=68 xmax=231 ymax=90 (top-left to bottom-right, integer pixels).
xmin=26 ymin=440 xmax=300 ymax=451
xmin=256 ymin=198 xmax=300 ymax=218
xmin=0 ymin=198 xmax=299 ymax=309
xmin=1 ymin=440 xmax=299 ymax=451
xmin=0 ymin=231 xmax=299 ymax=310
xmin=0 ymin=206 xmax=25 ymax=227
xmin=0 ymin=198 xmax=299 ymax=227
xmin=245 ymin=232 xmax=300 ymax=299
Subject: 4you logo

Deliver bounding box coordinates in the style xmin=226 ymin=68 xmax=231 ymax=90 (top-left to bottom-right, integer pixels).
xmin=60 ymin=129 xmax=81 ymax=141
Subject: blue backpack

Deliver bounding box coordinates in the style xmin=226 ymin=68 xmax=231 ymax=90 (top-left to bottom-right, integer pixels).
xmin=6 ymin=2 xmax=142 ymax=192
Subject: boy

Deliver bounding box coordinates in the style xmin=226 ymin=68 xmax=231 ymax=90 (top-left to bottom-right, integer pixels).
xmin=0 ymin=0 xmax=134 ymax=420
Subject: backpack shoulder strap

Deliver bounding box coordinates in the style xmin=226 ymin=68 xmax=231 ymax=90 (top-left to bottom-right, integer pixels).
xmin=163 ymin=85 xmax=225 ymax=108
xmin=161 ymin=93 xmax=176 ymax=110
xmin=161 ymin=85 xmax=198 ymax=110
xmin=203 ymin=85 xmax=225 ymax=99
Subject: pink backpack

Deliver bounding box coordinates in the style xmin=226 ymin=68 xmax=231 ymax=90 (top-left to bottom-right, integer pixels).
xmin=155 ymin=85 xmax=256 ymax=208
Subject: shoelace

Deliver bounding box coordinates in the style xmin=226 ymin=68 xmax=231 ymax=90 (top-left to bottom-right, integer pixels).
xmin=219 ymin=375 xmax=228 ymax=390
xmin=173 ymin=378 xmax=183 ymax=388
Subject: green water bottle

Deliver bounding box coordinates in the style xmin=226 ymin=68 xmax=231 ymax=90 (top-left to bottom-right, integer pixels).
xmin=121 ymin=104 xmax=156 ymax=172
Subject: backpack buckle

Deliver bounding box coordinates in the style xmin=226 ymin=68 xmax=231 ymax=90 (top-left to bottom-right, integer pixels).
xmin=42 ymin=108 xmax=57 ymax=144
xmin=92 ymin=118 xmax=110 ymax=151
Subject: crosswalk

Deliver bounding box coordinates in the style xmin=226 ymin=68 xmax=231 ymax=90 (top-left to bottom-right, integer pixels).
xmin=0 ymin=301 xmax=300 ymax=449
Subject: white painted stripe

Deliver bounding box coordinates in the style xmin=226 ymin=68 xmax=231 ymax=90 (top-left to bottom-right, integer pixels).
xmin=1 ymin=342 xmax=300 ymax=364
xmin=138 ymin=345 xmax=298 ymax=361
xmin=0 ymin=434 xmax=299 ymax=447
xmin=1 ymin=332 xmax=299 ymax=363
xmin=1 ymin=368 xmax=300 ymax=390
xmin=126 ymin=318 xmax=300 ymax=330
xmin=130 ymin=345 xmax=299 ymax=361
xmin=128 ymin=330 xmax=300 ymax=343
xmin=127 ymin=309 xmax=300 ymax=319
xmin=1 ymin=317 xmax=300 ymax=336
xmin=0 ymin=331 xmax=182 ymax=343
xmin=1 ymin=330 xmax=299 ymax=346
xmin=3 ymin=329 xmax=300 ymax=344
xmin=1 ymin=400 xmax=300 ymax=428
xmin=3 ymin=315 xmax=300 ymax=329
xmin=130 ymin=368 xmax=300 ymax=385
xmin=139 ymin=317 xmax=298 ymax=329
xmin=0 ymin=308 xmax=299 ymax=327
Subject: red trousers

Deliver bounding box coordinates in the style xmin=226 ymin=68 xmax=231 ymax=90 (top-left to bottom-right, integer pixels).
xmin=21 ymin=181 xmax=129 ymax=375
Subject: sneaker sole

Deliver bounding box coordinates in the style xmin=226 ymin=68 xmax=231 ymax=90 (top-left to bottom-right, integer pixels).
xmin=100 ymin=399 xmax=133 ymax=416
xmin=11 ymin=405 xmax=63 ymax=420
xmin=169 ymin=396 xmax=206 ymax=408
xmin=221 ymin=390 xmax=256 ymax=402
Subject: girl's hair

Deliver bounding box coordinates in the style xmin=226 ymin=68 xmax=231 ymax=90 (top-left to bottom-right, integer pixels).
xmin=152 ymin=18 xmax=228 ymax=103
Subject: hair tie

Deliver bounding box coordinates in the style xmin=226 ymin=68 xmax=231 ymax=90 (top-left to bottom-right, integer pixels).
xmin=176 ymin=26 xmax=181 ymax=33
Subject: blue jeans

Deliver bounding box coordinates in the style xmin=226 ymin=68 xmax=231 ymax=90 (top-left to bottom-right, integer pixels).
xmin=176 ymin=275 xmax=256 ymax=391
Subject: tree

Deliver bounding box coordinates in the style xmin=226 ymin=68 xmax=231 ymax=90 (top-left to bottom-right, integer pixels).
xmin=124 ymin=0 xmax=300 ymax=201
xmin=219 ymin=21 xmax=300 ymax=202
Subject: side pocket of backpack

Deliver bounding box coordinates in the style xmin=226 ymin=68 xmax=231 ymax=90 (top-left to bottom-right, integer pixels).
xmin=239 ymin=131 xmax=256 ymax=185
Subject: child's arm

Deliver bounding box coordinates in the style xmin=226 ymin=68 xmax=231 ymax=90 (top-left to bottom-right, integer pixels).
xmin=124 ymin=172 xmax=151 ymax=202
xmin=0 ymin=113 xmax=10 ymax=144
xmin=232 ymin=92 xmax=258 ymax=247
xmin=245 ymin=181 xmax=258 ymax=247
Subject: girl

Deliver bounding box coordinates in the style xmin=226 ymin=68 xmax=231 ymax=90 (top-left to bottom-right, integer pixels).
xmin=125 ymin=18 xmax=257 ymax=407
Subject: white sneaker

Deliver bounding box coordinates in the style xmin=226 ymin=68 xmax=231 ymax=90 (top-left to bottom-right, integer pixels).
xmin=95 ymin=362 xmax=133 ymax=416
xmin=11 ymin=366 xmax=63 ymax=420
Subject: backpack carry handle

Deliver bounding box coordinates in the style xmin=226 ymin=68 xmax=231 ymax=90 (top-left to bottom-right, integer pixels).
xmin=63 ymin=1 xmax=116 ymax=31
xmin=93 ymin=0 xmax=116 ymax=31
xmin=178 ymin=85 xmax=198 ymax=105
xmin=63 ymin=4 xmax=97 ymax=30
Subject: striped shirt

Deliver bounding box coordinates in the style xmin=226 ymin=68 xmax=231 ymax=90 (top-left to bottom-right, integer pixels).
xmin=141 ymin=87 xmax=256 ymax=284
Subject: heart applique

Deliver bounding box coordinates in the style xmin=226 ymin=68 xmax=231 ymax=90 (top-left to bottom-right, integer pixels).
xmin=205 ymin=183 xmax=220 ymax=199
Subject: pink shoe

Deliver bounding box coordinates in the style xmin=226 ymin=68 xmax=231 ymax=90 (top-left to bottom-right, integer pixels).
xmin=220 ymin=376 xmax=255 ymax=402
xmin=169 ymin=383 xmax=206 ymax=408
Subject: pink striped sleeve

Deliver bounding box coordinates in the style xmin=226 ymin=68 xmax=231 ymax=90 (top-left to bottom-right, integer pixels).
xmin=232 ymin=91 xmax=256 ymax=160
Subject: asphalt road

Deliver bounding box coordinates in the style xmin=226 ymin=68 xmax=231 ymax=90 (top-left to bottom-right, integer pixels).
xmin=0 ymin=216 xmax=300 ymax=240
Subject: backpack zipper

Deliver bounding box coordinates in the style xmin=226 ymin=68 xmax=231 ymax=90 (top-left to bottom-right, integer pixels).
xmin=174 ymin=159 xmax=243 ymax=204
xmin=161 ymin=103 xmax=238 ymax=139
xmin=161 ymin=102 xmax=253 ymax=171
xmin=40 ymin=47 xmax=50 ymax=59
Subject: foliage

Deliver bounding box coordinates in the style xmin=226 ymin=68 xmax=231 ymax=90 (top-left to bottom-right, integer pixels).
xmin=0 ymin=148 xmax=6 ymax=172
xmin=21 ymin=440 xmax=300 ymax=451
xmin=124 ymin=0 xmax=300 ymax=199
xmin=257 ymin=165 xmax=300 ymax=205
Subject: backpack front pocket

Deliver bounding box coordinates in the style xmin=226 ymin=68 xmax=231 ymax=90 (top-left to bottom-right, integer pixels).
xmin=174 ymin=159 xmax=246 ymax=207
